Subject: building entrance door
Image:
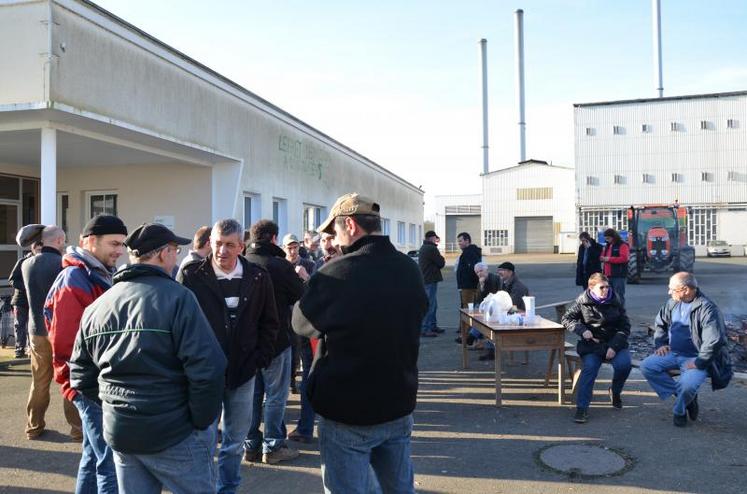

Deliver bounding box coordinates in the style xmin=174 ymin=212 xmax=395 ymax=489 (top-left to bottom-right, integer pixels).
xmin=0 ymin=174 xmax=39 ymax=282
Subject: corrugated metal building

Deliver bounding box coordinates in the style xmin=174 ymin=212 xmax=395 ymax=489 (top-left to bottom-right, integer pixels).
xmin=481 ymin=160 xmax=575 ymax=255
xmin=434 ymin=194 xmax=481 ymax=253
xmin=575 ymin=91 xmax=747 ymax=254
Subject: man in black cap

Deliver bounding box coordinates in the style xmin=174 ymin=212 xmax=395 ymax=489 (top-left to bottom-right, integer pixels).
xmin=45 ymin=214 xmax=127 ymax=492
xmin=69 ymin=223 xmax=226 ymax=493
xmin=292 ymin=192 xmax=427 ymax=493
xmin=20 ymin=225 xmax=67 ymax=440
xmin=418 ymin=230 xmax=445 ymax=337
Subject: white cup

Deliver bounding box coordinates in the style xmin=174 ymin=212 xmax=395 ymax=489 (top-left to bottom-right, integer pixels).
xmin=467 ymin=303 xmax=474 ymax=311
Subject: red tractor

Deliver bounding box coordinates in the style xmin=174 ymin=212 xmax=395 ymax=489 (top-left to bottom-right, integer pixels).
xmin=626 ymin=204 xmax=694 ymax=284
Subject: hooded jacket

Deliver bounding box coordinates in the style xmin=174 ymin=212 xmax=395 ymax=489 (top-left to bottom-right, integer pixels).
xmin=244 ymin=241 xmax=304 ymax=358
xmin=456 ymin=244 xmax=482 ymax=289
xmin=44 ymin=247 xmax=113 ymax=401
xmin=562 ymin=289 xmax=630 ymax=357
xmin=69 ymin=264 xmax=226 ymax=454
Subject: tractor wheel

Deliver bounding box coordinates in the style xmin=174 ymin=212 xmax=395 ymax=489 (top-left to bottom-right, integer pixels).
xmin=627 ymin=250 xmax=641 ymax=284
xmin=678 ymin=246 xmax=695 ymax=273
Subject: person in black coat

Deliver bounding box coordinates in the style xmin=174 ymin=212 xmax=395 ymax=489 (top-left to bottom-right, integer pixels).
xmin=562 ymin=273 xmax=632 ymax=424
xmin=418 ymin=231 xmax=446 ymax=337
xmin=455 ymin=232 xmax=482 ymax=307
xmin=576 ymin=232 xmax=602 ymax=288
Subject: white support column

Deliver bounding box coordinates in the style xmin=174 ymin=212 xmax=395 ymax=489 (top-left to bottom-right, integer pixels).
xmin=40 ymin=127 xmax=57 ymax=225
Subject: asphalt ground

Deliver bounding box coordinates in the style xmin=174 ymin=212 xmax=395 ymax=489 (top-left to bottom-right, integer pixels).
xmin=0 ymin=254 xmax=745 ymax=493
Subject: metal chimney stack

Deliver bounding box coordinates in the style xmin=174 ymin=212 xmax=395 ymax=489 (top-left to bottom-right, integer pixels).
xmin=480 ymin=39 xmax=489 ymax=175
xmin=514 ymin=9 xmax=527 ymax=162
xmin=653 ymin=0 xmax=664 ymax=97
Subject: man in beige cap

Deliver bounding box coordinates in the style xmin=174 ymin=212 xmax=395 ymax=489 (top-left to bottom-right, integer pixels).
xmin=293 ymin=193 xmax=427 ymax=493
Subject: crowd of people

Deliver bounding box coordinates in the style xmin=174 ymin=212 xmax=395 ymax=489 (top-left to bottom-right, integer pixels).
xmin=4 ymin=200 xmax=736 ymax=493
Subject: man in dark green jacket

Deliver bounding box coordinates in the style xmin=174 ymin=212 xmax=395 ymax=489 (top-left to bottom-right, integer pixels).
xmin=69 ymin=223 xmax=226 ymax=493
xmin=418 ymin=231 xmax=445 ymax=337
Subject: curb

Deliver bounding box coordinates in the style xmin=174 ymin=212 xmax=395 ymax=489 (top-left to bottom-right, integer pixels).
xmin=0 ymin=357 xmax=30 ymax=369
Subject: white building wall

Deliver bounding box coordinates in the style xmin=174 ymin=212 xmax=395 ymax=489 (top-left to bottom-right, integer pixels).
xmin=0 ymin=1 xmax=48 ymax=106
xmin=434 ymin=194 xmax=481 ymax=251
xmin=482 ymin=163 xmax=575 ymax=254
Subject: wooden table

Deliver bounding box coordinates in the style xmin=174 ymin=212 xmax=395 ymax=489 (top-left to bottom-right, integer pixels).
xmin=459 ymin=308 xmax=566 ymax=407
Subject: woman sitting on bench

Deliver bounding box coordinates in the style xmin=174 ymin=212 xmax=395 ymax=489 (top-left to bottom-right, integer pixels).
xmin=562 ymin=273 xmax=632 ymax=423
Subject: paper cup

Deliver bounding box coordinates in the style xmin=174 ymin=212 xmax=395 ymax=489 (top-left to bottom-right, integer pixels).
xmin=467 ymin=303 xmax=474 ymax=311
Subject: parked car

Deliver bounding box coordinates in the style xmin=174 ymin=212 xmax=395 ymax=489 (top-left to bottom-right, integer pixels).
xmin=706 ymin=240 xmax=731 ymax=257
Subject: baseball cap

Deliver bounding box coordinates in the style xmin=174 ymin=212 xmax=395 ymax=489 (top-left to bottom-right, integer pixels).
xmin=497 ymin=261 xmax=515 ymax=272
xmin=425 ymin=230 xmax=439 ymax=239
xmin=16 ymin=224 xmax=45 ymax=248
xmin=282 ymin=233 xmax=300 ymax=246
xmin=317 ymin=193 xmax=380 ymax=234
xmin=125 ymin=223 xmax=190 ymax=256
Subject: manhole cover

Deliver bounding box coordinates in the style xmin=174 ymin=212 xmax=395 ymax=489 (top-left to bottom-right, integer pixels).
xmin=538 ymin=444 xmax=630 ymax=477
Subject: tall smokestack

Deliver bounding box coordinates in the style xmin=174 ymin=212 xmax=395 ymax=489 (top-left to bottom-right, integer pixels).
xmin=514 ymin=9 xmax=527 ymax=162
xmin=653 ymin=0 xmax=664 ymax=97
xmin=480 ymin=38 xmax=489 ymax=175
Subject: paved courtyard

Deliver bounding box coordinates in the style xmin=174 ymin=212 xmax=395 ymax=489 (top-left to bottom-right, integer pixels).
xmin=0 ymin=254 xmax=745 ymax=493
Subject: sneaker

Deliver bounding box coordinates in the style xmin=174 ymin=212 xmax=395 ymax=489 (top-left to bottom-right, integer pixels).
xmin=673 ymin=413 xmax=687 ymax=427
xmin=263 ymin=445 xmax=300 ymax=464
xmin=573 ymin=407 xmax=588 ymax=423
xmin=478 ymin=349 xmax=495 ymax=361
xmin=243 ymin=448 xmax=261 ymax=463
xmin=608 ymin=387 xmax=622 ymax=409
xmin=288 ymin=429 xmax=314 ymax=443
xmin=421 ymin=331 xmax=438 ymax=338
xmin=686 ymin=395 xmax=699 ymax=421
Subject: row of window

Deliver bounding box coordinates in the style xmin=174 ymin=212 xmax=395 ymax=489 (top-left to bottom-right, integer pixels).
xmin=484 ymin=229 xmax=509 ymax=247
xmin=516 ymin=187 xmax=553 ymax=201
xmin=585 ymin=170 xmax=744 ymax=186
xmin=586 ymin=118 xmax=740 ymax=136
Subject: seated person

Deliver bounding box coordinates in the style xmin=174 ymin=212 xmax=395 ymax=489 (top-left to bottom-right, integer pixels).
xmin=561 ymin=273 xmax=631 ymax=424
xmin=639 ymin=272 xmax=733 ymax=427
xmin=456 ymin=263 xmax=501 ymax=348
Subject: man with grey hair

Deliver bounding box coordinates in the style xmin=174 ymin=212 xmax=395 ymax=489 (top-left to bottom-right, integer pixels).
xmin=21 ymin=225 xmax=69 ymax=440
xmin=179 ymin=218 xmax=279 ymax=493
xmin=640 ymin=272 xmax=733 ymax=427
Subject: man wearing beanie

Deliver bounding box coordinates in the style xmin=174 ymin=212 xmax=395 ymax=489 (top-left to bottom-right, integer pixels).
xmin=45 ymin=214 xmax=127 ymax=493
xmin=69 ymin=223 xmax=226 ymax=493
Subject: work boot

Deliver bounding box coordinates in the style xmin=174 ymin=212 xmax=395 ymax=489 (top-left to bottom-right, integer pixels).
xmin=608 ymin=387 xmax=622 ymax=409
xmin=263 ymin=445 xmax=300 ymax=464
xmin=243 ymin=448 xmax=261 ymax=463
xmin=478 ymin=349 xmax=495 ymax=361
xmin=573 ymin=407 xmax=588 ymax=424
xmin=686 ymin=395 xmax=699 ymax=421
xmin=673 ymin=413 xmax=687 ymax=427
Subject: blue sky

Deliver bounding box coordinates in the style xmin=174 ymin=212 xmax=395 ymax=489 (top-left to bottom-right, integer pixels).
xmin=94 ymin=0 xmax=747 ymax=217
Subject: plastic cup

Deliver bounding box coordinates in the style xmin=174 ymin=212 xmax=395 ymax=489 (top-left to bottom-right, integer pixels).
xmin=467 ymin=303 xmax=474 ymax=311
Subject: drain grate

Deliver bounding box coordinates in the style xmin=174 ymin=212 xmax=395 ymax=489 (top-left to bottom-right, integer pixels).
xmin=536 ymin=443 xmax=634 ymax=478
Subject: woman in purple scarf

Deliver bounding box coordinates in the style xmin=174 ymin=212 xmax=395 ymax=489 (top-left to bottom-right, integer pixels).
xmin=561 ymin=273 xmax=632 ymax=423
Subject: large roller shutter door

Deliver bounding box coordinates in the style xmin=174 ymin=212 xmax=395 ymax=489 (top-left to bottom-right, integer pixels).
xmin=514 ymin=216 xmax=553 ymax=253
xmin=446 ymin=215 xmax=481 ymax=245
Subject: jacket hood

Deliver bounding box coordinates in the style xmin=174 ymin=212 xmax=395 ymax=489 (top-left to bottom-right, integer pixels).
xmin=246 ymin=241 xmax=286 ymax=259
xmin=63 ymin=246 xmax=115 ymax=285
xmin=114 ymin=263 xmax=173 ymax=284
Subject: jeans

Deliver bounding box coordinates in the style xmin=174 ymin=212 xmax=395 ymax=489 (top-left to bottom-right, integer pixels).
xmin=610 ymin=277 xmax=626 ymax=307
xmin=640 ymin=351 xmax=708 ymax=416
xmin=245 ymin=347 xmax=292 ymax=454
xmin=319 ymin=415 xmax=415 ymax=494
xmin=72 ymin=394 xmax=118 ymax=494
xmin=421 ymin=283 xmax=438 ymax=332
xmin=576 ymin=349 xmax=632 ymax=409
xmin=215 ymin=377 xmax=255 ymax=493
xmin=113 ymin=428 xmax=215 ymax=494
xmin=12 ymin=305 xmax=28 ymax=354
xmin=468 ymin=328 xmax=495 ymax=350
xmin=296 ymin=338 xmax=316 ymax=437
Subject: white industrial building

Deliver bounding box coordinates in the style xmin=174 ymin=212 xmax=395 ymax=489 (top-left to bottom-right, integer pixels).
xmin=575 ymin=90 xmax=747 ymax=255
xmin=433 ymin=194 xmax=481 ymax=253
xmin=0 ymin=0 xmax=423 ymax=280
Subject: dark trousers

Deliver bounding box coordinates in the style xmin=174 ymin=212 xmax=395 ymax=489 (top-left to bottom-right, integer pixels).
xmin=13 ymin=306 xmax=29 ymax=355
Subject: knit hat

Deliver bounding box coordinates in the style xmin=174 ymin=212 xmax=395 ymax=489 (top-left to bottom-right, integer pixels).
xmin=81 ymin=215 xmax=128 ymax=238
xmin=497 ymin=261 xmax=515 ymax=272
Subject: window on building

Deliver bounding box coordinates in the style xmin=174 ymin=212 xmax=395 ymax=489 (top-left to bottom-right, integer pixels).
xmin=272 ymin=198 xmax=288 ymax=237
xmin=613 ymin=175 xmax=626 ymax=185
xmin=444 ymin=205 xmax=481 ymax=214
xmin=303 ymin=204 xmax=325 ymax=232
xmin=670 ymin=122 xmax=682 ymax=132
xmin=578 ymin=209 xmax=628 ymax=240
xmin=381 ymin=218 xmax=391 ymax=236
xmin=688 ymin=208 xmax=717 ymax=246
xmin=88 ymin=192 xmax=117 ymax=218
xmin=397 ymin=221 xmax=406 ymax=244
xmin=727 ymin=119 xmax=739 ymax=129
xmin=701 ymin=171 xmax=714 ymax=182
xmin=700 ymin=120 xmax=712 ymax=130
xmin=585 ymin=127 xmax=595 ymax=137
xmin=243 ymin=193 xmax=261 ymax=229
xmin=641 ymin=124 xmax=652 ymax=133
xmin=642 ymin=173 xmax=655 ymax=184
xmin=585 ymin=176 xmax=599 ymax=186
xmin=613 ymin=125 xmax=624 ymax=135
xmin=671 ymin=173 xmax=684 ymax=183
xmin=727 ymin=171 xmax=747 ymax=182
xmin=516 ymin=187 xmax=553 ymax=200
xmin=418 ymin=225 xmax=423 ymax=245
xmin=409 ymin=223 xmax=416 ymax=244
xmin=484 ymin=229 xmax=509 ymax=247
xmin=57 ymin=193 xmax=69 ymax=234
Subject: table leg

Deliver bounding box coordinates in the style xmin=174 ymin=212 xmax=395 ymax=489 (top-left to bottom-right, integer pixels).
xmin=557 ymin=343 xmax=566 ymax=404
xmin=493 ymin=333 xmax=502 ymax=407
xmin=460 ymin=313 xmax=469 ymax=370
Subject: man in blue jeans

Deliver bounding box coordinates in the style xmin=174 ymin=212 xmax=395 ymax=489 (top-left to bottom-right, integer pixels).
xmin=180 ymin=219 xmax=279 ymax=493
xmin=418 ymin=231 xmax=445 ymax=337
xmin=293 ymin=193 xmax=428 ymax=493
xmin=640 ymin=272 xmax=733 ymax=427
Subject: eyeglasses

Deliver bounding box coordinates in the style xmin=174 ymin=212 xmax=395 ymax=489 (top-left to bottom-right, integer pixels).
xmin=597 ymin=285 xmax=610 ymax=290
xmin=668 ymin=286 xmax=687 ymax=293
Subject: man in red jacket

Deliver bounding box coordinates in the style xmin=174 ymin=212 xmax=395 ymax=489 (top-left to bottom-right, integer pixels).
xmin=600 ymin=228 xmax=630 ymax=307
xmin=45 ymin=215 xmax=127 ymax=494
